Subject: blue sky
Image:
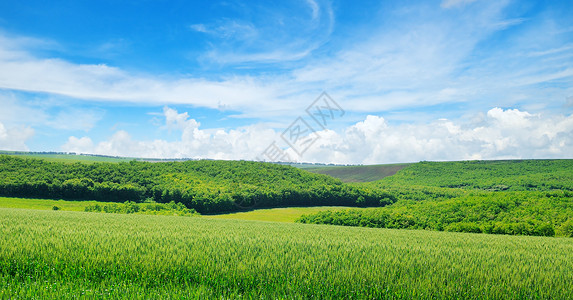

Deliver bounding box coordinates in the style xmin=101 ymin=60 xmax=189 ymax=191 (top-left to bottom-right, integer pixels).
xmin=0 ymin=0 xmax=572 ymax=164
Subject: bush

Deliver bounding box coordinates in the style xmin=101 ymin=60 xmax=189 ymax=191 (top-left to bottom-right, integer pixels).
xmin=84 ymin=201 xmax=197 ymax=216
xmin=556 ymin=219 xmax=573 ymax=237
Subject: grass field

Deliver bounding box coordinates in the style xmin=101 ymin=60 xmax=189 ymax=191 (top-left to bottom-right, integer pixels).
xmin=0 ymin=197 xmax=348 ymax=222
xmin=305 ymin=163 xmax=412 ymax=182
xmin=0 ymin=197 xmax=119 ymax=211
xmin=206 ymin=206 xmax=353 ymax=222
xmin=1 ymin=208 xmax=572 ymax=299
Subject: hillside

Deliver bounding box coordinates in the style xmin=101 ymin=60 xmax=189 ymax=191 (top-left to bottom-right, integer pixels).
xmin=304 ymin=163 xmax=412 ymax=182
xmin=0 ymin=155 xmax=394 ymax=214
xmin=298 ymin=160 xmax=573 ymax=237
xmin=378 ymin=159 xmax=573 ymax=191
xmin=0 ymin=151 xmax=135 ymax=163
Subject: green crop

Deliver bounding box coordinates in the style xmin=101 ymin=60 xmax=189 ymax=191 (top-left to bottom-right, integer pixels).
xmin=1 ymin=208 xmax=572 ymax=299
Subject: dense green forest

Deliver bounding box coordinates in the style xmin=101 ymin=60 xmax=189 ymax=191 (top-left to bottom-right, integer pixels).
xmin=298 ymin=160 xmax=573 ymax=237
xmin=0 ymin=155 xmax=393 ymax=213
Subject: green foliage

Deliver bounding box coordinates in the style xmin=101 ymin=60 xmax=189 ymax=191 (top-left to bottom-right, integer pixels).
xmin=0 ymin=155 xmax=394 ymax=214
xmin=1 ymin=209 xmax=572 ymax=299
xmin=84 ymin=201 xmax=198 ymax=216
xmin=51 ymin=205 xmax=60 ymax=211
xmin=377 ymin=159 xmax=573 ymax=191
xmin=299 ymin=160 xmax=573 ymax=237
xmin=557 ymin=219 xmax=573 ymax=237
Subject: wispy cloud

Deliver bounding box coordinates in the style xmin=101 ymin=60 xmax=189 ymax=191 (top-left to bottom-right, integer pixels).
xmin=190 ymin=20 xmax=259 ymax=40
xmin=441 ymin=0 xmax=479 ymax=9
xmin=190 ymin=0 xmax=334 ymax=66
xmin=306 ymin=0 xmax=320 ymax=20
xmin=491 ymin=18 xmax=527 ymax=31
xmin=2 ymin=0 xmax=573 ymax=159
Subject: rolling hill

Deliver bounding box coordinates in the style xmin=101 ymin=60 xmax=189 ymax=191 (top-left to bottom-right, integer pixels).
xmin=0 ymin=155 xmax=394 ymax=214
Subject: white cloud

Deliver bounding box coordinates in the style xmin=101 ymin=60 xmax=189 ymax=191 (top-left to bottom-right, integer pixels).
xmin=62 ymin=107 xmax=280 ymax=159
xmin=301 ymin=108 xmax=573 ymax=164
xmin=2 ymin=1 xmax=573 ymax=159
xmin=62 ymin=136 xmax=94 ymax=153
xmin=0 ymin=121 xmax=34 ymax=151
xmin=306 ymin=0 xmax=320 ymax=20
xmin=0 ymin=91 xmax=103 ymax=132
xmin=1 ymin=0 xmax=570 ymax=121
xmin=61 ymin=107 xmax=573 ymax=164
xmin=0 ymin=46 xmax=282 ymax=112
xmin=0 ymin=91 xmax=48 ymax=125
xmin=191 ymin=1 xmax=333 ymax=66
xmin=491 ymin=18 xmax=527 ymax=31
xmin=190 ymin=20 xmax=259 ymax=40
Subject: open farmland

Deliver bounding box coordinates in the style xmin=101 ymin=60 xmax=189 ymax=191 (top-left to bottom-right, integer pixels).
xmin=2 ymin=208 xmax=572 ymax=299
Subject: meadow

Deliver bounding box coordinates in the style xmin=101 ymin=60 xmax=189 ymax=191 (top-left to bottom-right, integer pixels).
xmin=0 ymin=197 xmax=197 ymax=216
xmin=2 ymin=154 xmax=573 ymax=298
xmin=205 ymin=206 xmax=352 ymax=222
xmin=304 ymin=163 xmax=412 ymax=182
xmin=2 ymin=208 xmax=572 ymax=299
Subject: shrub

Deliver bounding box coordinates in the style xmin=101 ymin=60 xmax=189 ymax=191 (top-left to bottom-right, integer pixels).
xmin=557 ymin=219 xmax=573 ymax=237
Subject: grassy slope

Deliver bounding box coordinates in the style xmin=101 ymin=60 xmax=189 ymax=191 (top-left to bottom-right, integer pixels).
xmin=304 ymin=163 xmax=412 ymax=182
xmin=1 ymin=208 xmax=572 ymax=299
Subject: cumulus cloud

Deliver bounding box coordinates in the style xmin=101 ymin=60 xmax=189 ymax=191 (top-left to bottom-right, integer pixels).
xmin=0 ymin=121 xmax=34 ymax=151
xmin=62 ymin=107 xmax=279 ymax=159
xmin=62 ymin=136 xmax=94 ymax=153
xmin=61 ymin=107 xmax=573 ymax=164
xmin=302 ymin=108 xmax=573 ymax=164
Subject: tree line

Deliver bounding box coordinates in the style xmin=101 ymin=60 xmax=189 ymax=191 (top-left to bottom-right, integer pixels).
xmin=0 ymin=155 xmax=395 ymax=213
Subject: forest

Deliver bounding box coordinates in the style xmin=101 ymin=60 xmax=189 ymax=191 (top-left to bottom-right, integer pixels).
xmin=298 ymin=160 xmax=573 ymax=237
xmin=0 ymin=155 xmax=394 ymax=214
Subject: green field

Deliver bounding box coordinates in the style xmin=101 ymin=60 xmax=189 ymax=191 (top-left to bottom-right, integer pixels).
xmin=305 ymin=163 xmax=412 ymax=182
xmin=206 ymin=206 xmax=353 ymax=222
xmin=2 ymin=158 xmax=573 ymax=298
xmin=0 ymin=197 xmax=342 ymax=222
xmin=0 ymin=196 xmax=118 ymax=211
xmin=2 ymin=208 xmax=572 ymax=299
